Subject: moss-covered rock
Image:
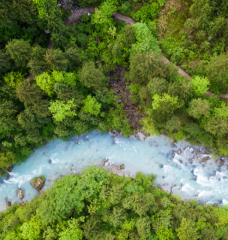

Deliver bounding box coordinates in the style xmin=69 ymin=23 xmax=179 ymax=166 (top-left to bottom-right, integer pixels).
xmin=30 ymin=176 xmax=46 ymax=190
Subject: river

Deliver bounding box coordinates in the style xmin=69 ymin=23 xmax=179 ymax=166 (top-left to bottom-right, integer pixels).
xmin=1 ymin=131 xmax=228 ymax=211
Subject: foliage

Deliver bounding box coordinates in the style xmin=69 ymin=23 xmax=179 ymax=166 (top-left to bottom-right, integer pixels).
xmin=206 ymin=54 xmax=228 ymax=93
xmin=176 ymin=218 xmax=199 ymax=240
xmin=191 ymin=76 xmax=210 ymax=96
xmin=131 ymin=22 xmax=160 ymax=53
xmin=79 ymin=62 xmax=105 ymax=89
xmin=49 ymin=100 xmax=77 ymax=122
xmin=131 ymin=3 xmax=160 ymax=23
xmin=3 ymin=71 xmax=25 ymax=89
xmin=82 ymin=95 xmax=101 ymax=116
xmin=5 ymin=39 xmax=31 ymax=68
xmin=1 ymin=166 xmax=228 ymax=240
xmin=188 ymin=98 xmax=210 ymax=119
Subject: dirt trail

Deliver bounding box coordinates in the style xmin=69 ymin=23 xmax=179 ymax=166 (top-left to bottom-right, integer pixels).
xmin=25 ymin=7 xmax=228 ymax=99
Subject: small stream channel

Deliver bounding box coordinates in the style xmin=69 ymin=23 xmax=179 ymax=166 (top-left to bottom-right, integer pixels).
xmin=1 ymin=131 xmax=228 ymax=211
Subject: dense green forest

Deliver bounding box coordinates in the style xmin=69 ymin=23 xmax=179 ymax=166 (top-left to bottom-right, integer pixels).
xmin=1 ymin=166 xmax=228 ymax=240
xmin=1 ymin=0 xmax=228 ymax=177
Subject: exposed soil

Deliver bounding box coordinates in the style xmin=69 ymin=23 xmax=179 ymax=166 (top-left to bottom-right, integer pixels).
xmin=108 ymin=66 xmax=144 ymax=130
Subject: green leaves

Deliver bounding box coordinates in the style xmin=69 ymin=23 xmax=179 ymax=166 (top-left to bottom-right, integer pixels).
xmin=35 ymin=71 xmax=78 ymax=96
xmin=191 ymin=76 xmax=210 ymax=96
xmin=5 ymin=39 xmax=31 ymax=68
xmin=49 ymin=99 xmax=76 ymax=121
xmin=79 ymin=62 xmax=105 ymax=89
xmin=188 ymin=98 xmax=210 ymax=119
xmin=82 ymin=95 xmax=101 ymax=116
xmin=176 ymin=218 xmax=199 ymax=240
xmin=152 ymin=93 xmax=182 ymax=111
xmin=131 ymin=22 xmax=160 ymax=53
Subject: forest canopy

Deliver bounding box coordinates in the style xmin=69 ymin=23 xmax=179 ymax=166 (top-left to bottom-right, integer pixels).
xmin=0 ymin=0 xmax=228 ymax=176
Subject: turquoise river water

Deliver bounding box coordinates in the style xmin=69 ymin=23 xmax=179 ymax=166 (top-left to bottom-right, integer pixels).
xmin=1 ymin=131 xmax=228 ymax=211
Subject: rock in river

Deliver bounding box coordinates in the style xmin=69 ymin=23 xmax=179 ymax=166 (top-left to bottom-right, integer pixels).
xmin=119 ymin=164 xmax=124 ymax=170
xmin=30 ymin=176 xmax=46 ymax=190
xmin=202 ymin=157 xmax=210 ymax=162
xmin=17 ymin=189 xmax=24 ymax=199
xmin=7 ymin=166 xmax=13 ymax=172
xmin=177 ymin=149 xmax=182 ymax=154
xmin=217 ymin=159 xmax=225 ymax=167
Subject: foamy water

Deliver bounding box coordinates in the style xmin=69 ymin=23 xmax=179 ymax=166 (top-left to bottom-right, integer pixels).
xmin=1 ymin=131 xmax=228 ymax=211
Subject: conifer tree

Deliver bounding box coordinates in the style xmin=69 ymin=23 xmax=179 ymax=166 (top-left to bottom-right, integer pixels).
xmin=5 ymin=39 xmax=31 ymax=68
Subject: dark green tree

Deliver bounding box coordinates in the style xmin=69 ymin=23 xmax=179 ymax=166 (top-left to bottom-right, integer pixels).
xmin=164 ymin=115 xmax=181 ymax=132
xmin=188 ymin=98 xmax=210 ymax=119
xmin=16 ymin=82 xmax=44 ymax=105
xmin=79 ymin=62 xmax=105 ymax=89
xmin=28 ymin=45 xmax=47 ymax=76
xmin=5 ymin=39 xmax=31 ymax=68
xmin=0 ymin=50 xmax=11 ymax=74
xmin=147 ymin=77 xmax=168 ymax=95
xmin=44 ymin=49 xmax=69 ymax=72
xmin=123 ymin=25 xmax=136 ymax=47
xmin=65 ymin=47 xmax=81 ymax=71
xmin=204 ymin=117 xmax=228 ymax=136
xmin=0 ymin=100 xmax=18 ymax=134
xmin=129 ymin=52 xmax=170 ymax=84
xmin=206 ymin=53 xmax=228 ymax=93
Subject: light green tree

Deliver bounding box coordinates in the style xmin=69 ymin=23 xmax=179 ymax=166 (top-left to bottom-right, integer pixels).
xmin=20 ymin=216 xmax=42 ymax=240
xmin=156 ymin=224 xmax=174 ymax=240
xmin=82 ymin=95 xmax=101 ymax=116
xmin=152 ymin=93 xmax=182 ymax=111
xmin=49 ymin=99 xmax=76 ymax=121
xmin=191 ymin=76 xmax=210 ymax=96
xmin=35 ymin=72 xmax=55 ymax=96
xmin=4 ymin=71 xmax=25 ymax=88
xmin=131 ymin=22 xmax=160 ymax=53
xmin=176 ymin=218 xmax=199 ymax=240
xmin=52 ymin=71 xmax=77 ymax=86
xmin=214 ymin=102 xmax=228 ymax=118
xmin=59 ymin=218 xmax=84 ymax=240
xmin=151 ymin=93 xmax=183 ymax=122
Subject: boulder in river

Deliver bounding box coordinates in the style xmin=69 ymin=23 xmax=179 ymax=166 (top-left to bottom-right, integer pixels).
xmin=30 ymin=176 xmax=46 ymax=190
xmin=159 ymin=164 xmax=163 ymax=168
xmin=119 ymin=164 xmax=124 ymax=170
xmin=202 ymin=157 xmax=210 ymax=162
xmin=189 ymin=159 xmax=193 ymax=164
xmin=7 ymin=166 xmax=13 ymax=172
xmin=7 ymin=201 xmax=11 ymax=206
xmin=17 ymin=189 xmax=24 ymax=199
xmin=178 ymin=159 xmax=183 ymax=163
xmin=217 ymin=159 xmax=225 ymax=167
xmin=177 ymin=149 xmax=181 ymax=154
